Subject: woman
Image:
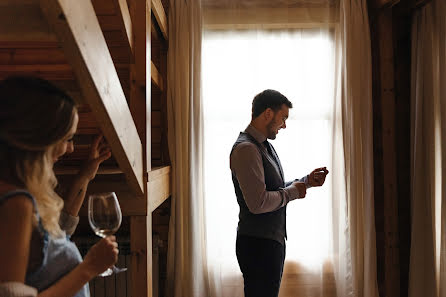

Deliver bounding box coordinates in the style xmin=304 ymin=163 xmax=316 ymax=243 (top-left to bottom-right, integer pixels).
xmin=0 ymin=76 xmax=118 ymax=297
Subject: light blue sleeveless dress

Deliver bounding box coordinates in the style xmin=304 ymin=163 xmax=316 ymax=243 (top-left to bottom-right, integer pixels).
xmin=0 ymin=190 xmax=90 ymax=297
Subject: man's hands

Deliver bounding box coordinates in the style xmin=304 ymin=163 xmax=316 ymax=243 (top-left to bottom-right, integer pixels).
xmin=308 ymin=167 xmax=329 ymax=187
xmin=292 ymin=181 xmax=306 ymax=198
xmin=291 ymin=167 xmax=329 ymax=199
xmin=78 ymin=135 xmax=112 ymax=181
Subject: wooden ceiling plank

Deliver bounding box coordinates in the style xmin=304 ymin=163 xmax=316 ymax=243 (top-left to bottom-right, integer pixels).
xmin=0 ymin=0 xmax=57 ymax=44
xmin=91 ymin=0 xmax=116 ymax=15
xmin=93 ymin=0 xmax=133 ymax=61
xmin=0 ymin=48 xmax=66 ymax=65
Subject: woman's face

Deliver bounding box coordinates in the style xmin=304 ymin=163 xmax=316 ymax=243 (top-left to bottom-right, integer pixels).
xmin=52 ymin=111 xmax=79 ymax=163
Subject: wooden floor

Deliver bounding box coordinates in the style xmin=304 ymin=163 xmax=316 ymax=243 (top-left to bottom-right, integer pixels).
xmin=279 ymin=260 xmax=336 ymax=297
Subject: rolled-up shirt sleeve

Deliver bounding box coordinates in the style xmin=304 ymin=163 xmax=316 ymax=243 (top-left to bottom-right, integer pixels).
xmin=230 ymin=142 xmax=301 ymax=214
xmin=285 ymin=175 xmax=311 ymax=188
xmin=59 ymin=211 xmax=80 ymax=236
xmin=0 ymin=282 xmax=37 ymax=297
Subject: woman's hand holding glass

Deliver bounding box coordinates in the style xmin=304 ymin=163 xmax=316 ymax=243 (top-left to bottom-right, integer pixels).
xmin=88 ymin=192 xmax=126 ymax=276
xmin=82 ymin=236 xmax=119 ymax=277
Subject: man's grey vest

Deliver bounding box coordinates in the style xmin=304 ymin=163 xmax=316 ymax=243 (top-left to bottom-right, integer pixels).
xmin=230 ymin=132 xmax=287 ymax=245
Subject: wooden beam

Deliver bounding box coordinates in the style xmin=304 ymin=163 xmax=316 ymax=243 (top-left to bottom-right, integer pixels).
xmin=129 ymin=0 xmax=151 ymax=171
xmin=148 ymin=166 xmax=171 ymax=212
xmin=131 ymin=215 xmax=153 ymax=297
xmin=159 ymin=39 xmax=170 ymax=165
xmin=129 ymin=0 xmax=151 ymax=86
xmin=93 ymin=0 xmax=133 ymax=58
xmin=39 ymin=0 xmax=145 ymax=197
xmin=128 ymin=1 xmax=153 ymax=296
xmin=148 ymin=165 xmax=170 ymax=180
xmin=148 ymin=172 xmax=170 ymax=212
xmin=114 ymin=0 xmax=133 ymax=53
xmin=151 ymin=0 xmax=168 ymax=40
xmin=151 ymin=61 xmax=163 ymax=91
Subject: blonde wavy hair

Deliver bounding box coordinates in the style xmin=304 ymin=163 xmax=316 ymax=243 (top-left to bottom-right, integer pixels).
xmin=0 ymin=77 xmax=77 ymax=237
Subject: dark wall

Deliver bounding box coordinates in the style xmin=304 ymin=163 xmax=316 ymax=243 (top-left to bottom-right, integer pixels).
xmin=369 ymin=2 xmax=412 ymax=297
xmin=392 ymin=6 xmax=412 ymax=297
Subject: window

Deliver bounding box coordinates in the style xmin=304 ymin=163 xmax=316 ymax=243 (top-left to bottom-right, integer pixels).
xmin=202 ymin=28 xmax=335 ymax=296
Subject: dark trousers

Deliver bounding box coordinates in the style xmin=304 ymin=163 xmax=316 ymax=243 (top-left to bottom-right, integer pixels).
xmin=236 ymin=235 xmax=286 ymax=297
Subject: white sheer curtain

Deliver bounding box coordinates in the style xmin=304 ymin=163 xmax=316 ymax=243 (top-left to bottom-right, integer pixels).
xmin=333 ymin=0 xmax=378 ymax=296
xmin=202 ymin=28 xmax=335 ymax=297
xmin=165 ymin=1 xmax=209 ymax=297
xmin=410 ymin=0 xmax=446 ymax=296
xmin=163 ymin=0 xmax=377 ymax=295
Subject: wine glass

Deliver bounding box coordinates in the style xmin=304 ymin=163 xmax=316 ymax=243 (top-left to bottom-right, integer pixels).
xmin=88 ymin=192 xmax=127 ymax=276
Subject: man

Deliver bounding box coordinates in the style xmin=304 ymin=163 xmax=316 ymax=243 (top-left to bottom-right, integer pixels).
xmin=230 ymin=89 xmax=329 ymax=297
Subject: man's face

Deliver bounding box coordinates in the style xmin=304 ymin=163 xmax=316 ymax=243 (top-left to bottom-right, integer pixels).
xmin=266 ymin=104 xmax=289 ymax=140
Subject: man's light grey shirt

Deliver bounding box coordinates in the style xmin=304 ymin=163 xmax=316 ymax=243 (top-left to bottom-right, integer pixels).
xmin=230 ymin=124 xmax=309 ymax=214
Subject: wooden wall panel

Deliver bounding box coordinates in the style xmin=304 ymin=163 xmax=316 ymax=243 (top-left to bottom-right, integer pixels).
xmin=152 ymin=198 xmax=171 ymax=297
xmin=0 ymin=48 xmax=66 ymax=64
xmin=370 ymin=10 xmax=401 ymax=297
xmin=0 ymin=0 xmax=56 ymax=44
xmin=369 ymin=1 xmax=413 ymax=296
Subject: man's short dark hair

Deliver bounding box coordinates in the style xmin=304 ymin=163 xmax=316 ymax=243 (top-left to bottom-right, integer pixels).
xmin=251 ymin=89 xmax=293 ymax=119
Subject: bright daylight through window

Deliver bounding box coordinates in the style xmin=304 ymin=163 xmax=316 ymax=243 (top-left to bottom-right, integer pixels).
xmin=202 ymin=28 xmax=335 ymax=296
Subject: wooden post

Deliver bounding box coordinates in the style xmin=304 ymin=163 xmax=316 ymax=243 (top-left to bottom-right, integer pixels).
xmin=128 ymin=0 xmax=152 ymax=296
xmin=129 ymin=0 xmax=151 ymax=171
xmin=376 ymin=10 xmax=400 ymax=297
xmin=131 ymin=215 xmax=153 ymax=297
